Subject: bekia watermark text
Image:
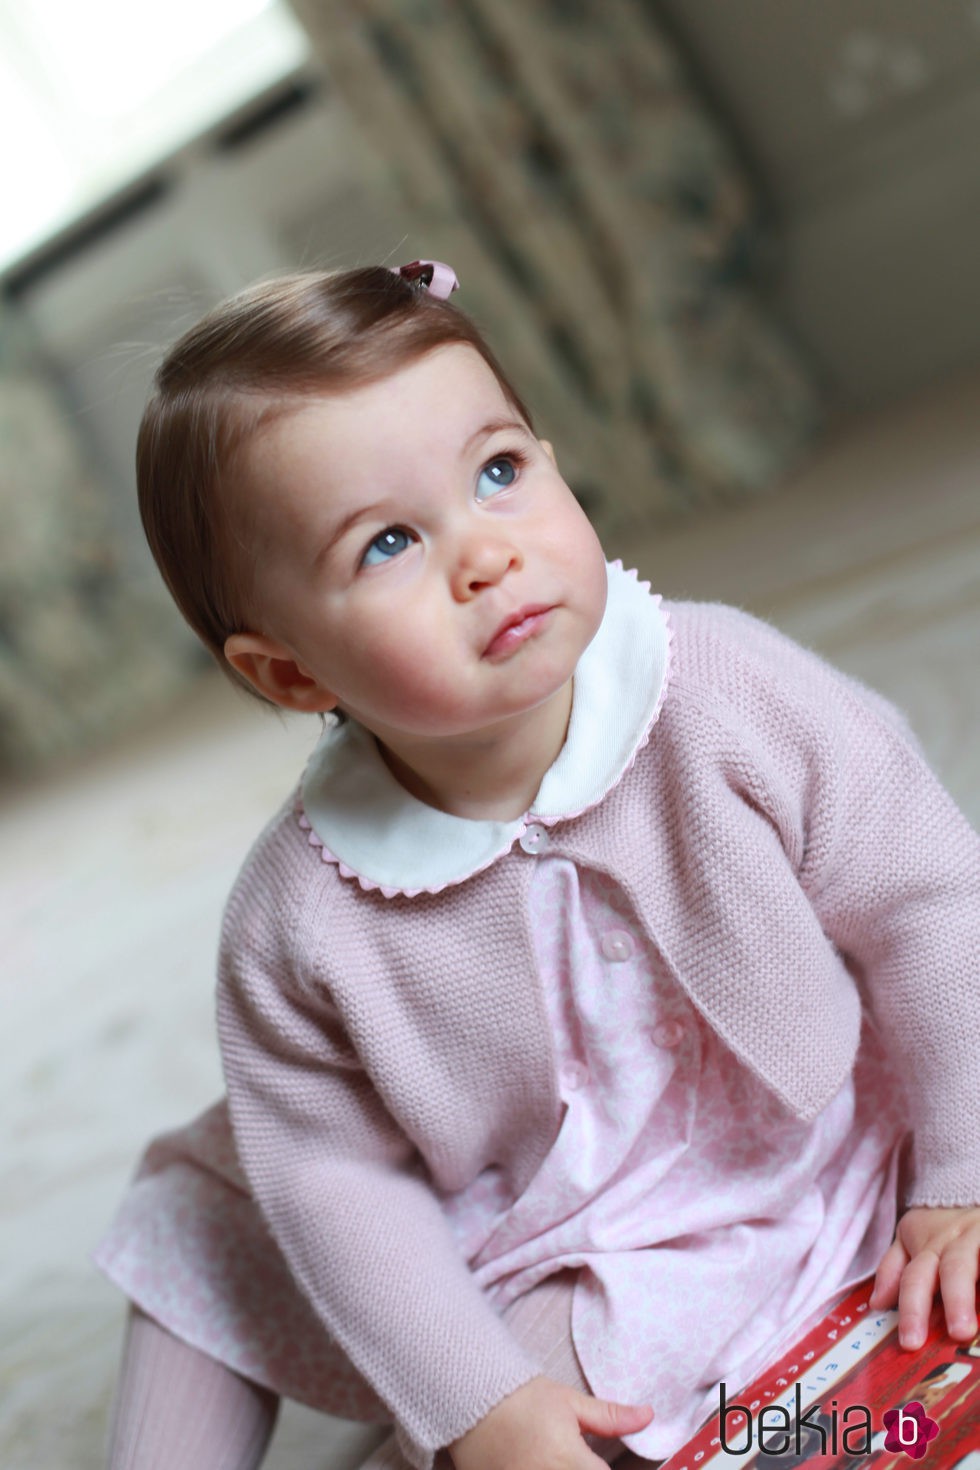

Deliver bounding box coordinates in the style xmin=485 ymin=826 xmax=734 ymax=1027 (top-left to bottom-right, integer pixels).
xmin=719 ymin=1381 xmax=940 ymax=1458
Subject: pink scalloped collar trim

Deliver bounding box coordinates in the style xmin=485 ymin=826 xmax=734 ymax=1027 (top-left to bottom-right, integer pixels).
xmin=296 ymin=564 xmax=673 ymax=898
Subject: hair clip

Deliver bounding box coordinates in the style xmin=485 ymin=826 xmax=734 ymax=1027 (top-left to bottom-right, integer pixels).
xmin=391 ymin=259 xmax=459 ymax=299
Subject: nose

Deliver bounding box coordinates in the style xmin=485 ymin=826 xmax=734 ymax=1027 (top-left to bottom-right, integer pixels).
xmin=450 ymin=529 xmax=523 ymax=601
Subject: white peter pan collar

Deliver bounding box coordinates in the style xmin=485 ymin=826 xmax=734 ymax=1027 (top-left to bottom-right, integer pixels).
xmin=298 ymin=561 xmax=672 ymax=897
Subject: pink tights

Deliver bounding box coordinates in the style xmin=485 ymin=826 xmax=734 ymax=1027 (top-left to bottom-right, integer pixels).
xmin=105 ymin=1274 xmax=632 ymax=1469
xmin=105 ymin=1307 xmax=279 ymax=1470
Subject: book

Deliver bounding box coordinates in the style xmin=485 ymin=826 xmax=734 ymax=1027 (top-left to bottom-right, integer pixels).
xmin=659 ymin=1278 xmax=980 ymax=1468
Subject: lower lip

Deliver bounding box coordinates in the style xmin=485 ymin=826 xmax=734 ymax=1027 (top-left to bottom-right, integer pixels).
xmin=484 ymin=608 xmax=554 ymax=660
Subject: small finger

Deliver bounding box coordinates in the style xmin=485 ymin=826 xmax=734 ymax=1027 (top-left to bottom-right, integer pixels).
xmin=938 ymin=1244 xmax=980 ymax=1340
xmin=870 ymin=1239 xmax=909 ymax=1310
xmin=897 ymin=1248 xmax=941 ymax=1350
xmin=576 ymin=1394 xmax=654 ymax=1439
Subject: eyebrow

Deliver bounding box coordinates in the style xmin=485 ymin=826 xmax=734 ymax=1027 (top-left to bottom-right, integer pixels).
xmin=462 ymin=417 xmax=529 ymax=454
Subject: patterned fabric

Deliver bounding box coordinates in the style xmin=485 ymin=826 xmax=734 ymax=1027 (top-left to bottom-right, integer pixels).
xmin=289 ymin=0 xmax=822 ymax=526
xmin=450 ymin=857 xmax=905 ymax=1461
xmin=94 ymin=854 xmax=905 ymax=1464
xmin=94 ymin=1104 xmax=389 ymax=1422
xmin=0 ymin=304 xmax=199 ymax=772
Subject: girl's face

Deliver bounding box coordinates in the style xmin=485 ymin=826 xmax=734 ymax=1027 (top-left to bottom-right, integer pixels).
xmin=225 ymin=345 xmax=608 ymax=749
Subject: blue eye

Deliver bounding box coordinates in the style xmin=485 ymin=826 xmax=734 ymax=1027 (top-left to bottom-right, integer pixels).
xmin=476 ymin=455 xmax=518 ymax=502
xmin=361 ymin=527 xmax=416 ymax=566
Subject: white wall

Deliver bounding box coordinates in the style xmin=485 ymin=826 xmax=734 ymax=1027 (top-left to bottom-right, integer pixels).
xmin=656 ymin=0 xmax=980 ymax=407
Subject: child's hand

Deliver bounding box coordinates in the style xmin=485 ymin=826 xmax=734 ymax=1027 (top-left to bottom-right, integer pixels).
xmin=870 ymin=1206 xmax=980 ymax=1350
xmin=448 ymin=1375 xmax=654 ymax=1470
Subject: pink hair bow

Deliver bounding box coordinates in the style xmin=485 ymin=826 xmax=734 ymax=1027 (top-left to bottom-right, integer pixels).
xmin=391 ymin=259 xmax=459 ymax=298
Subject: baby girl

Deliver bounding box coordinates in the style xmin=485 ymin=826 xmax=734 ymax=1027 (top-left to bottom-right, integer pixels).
xmin=96 ymin=260 xmax=980 ymax=1470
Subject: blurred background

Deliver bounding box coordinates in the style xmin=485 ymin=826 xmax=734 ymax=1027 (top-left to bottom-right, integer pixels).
xmin=2 ymin=2 xmax=978 ymax=1466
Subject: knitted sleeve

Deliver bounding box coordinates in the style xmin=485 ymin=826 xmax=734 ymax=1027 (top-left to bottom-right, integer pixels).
xmin=801 ymin=671 xmax=980 ymax=1208
xmin=687 ymin=604 xmax=980 ymax=1208
xmin=215 ymin=812 xmax=538 ymax=1469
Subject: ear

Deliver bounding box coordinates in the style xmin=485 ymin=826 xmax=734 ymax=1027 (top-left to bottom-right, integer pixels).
xmin=224 ymin=632 xmax=338 ymax=713
xmin=540 ymin=438 xmax=558 ymax=467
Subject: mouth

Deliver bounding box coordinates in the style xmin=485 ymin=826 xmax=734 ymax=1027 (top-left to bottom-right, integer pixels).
xmin=483 ymin=604 xmax=556 ymax=660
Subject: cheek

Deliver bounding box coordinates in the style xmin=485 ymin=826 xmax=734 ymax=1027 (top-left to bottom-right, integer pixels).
xmin=561 ymin=505 xmax=608 ymax=615
xmin=346 ymin=605 xmax=459 ymax=708
xmin=546 ymin=485 xmax=603 ymax=558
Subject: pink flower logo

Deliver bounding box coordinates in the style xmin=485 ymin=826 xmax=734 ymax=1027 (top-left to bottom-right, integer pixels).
xmin=882 ymin=1401 xmax=940 ymax=1459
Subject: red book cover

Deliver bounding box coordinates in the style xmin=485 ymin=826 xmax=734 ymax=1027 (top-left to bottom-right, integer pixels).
xmin=659 ymin=1279 xmax=980 ymax=1468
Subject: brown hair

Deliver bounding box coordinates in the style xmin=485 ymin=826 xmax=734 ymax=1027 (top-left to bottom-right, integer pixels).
xmin=136 ymin=265 xmax=534 ymax=703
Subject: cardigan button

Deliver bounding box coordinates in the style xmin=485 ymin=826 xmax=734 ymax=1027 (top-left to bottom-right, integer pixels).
xmin=519 ymin=823 xmax=549 ymax=855
xmin=652 ymin=1019 xmax=685 ymax=1050
xmin=561 ymin=1061 xmax=589 ymax=1091
xmin=600 ymin=929 xmax=634 ymax=962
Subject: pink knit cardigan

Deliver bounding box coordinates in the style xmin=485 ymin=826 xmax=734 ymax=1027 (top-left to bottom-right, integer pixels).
xmin=217 ymin=600 xmax=979 ymax=1468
